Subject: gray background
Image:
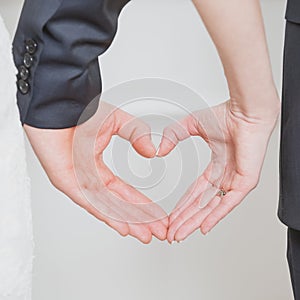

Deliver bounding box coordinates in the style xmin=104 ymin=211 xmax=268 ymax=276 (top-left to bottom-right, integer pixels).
xmin=0 ymin=0 xmax=291 ymax=299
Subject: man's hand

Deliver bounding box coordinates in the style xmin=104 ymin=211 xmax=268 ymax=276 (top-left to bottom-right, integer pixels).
xmin=24 ymin=101 xmax=168 ymax=244
xmin=157 ymin=100 xmax=279 ymax=243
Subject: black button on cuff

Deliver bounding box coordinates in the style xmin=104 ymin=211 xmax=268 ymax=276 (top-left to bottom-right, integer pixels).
xmin=18 ymin=79 xmax=30 ymax=95
xmin=23 ymin=53 xmax=34 ymax=68
xmin=25 ymin=39 xmax=38 ymax=54
xmin=18 ymin=65 xmax=30 ymax=81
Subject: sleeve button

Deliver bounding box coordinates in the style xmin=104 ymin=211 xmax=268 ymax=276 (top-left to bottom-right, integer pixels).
xmin=23 ymin=53 xmax=34 ymax=68
xmin=25 ymin=39 xmax=38 ymax=55
xmin=18 ymin=65 xmax=30 ymax=81
xmin=17 ymin=79 xmax=30 ymax=95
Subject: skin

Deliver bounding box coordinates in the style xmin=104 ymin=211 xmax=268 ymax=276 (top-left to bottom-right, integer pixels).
xmin=24 ymin=101 xmax=168 ymax=244
xmin=157 ymin=0 xmax=280 ymax=242
xmin=24 ymin=0 xmax=280 ymax=244
xmin=158 ymin=100 xmax=278 ymax=242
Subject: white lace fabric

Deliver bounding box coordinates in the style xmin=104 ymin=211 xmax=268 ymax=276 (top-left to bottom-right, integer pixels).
xmin=0 ymin=15 xmax=33 ymax=300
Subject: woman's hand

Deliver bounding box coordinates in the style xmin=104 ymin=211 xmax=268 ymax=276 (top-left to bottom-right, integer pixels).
xmin=24 ymin=101 xmax=168 ymax=244
xmin=158 ymin=99 xmax=279 ymax=243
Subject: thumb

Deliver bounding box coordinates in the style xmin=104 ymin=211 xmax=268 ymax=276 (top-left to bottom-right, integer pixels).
xmin=157 ymin=112 xmax=200 ymax=157
xmin=115 ymin=109 xmax=156 ymax=158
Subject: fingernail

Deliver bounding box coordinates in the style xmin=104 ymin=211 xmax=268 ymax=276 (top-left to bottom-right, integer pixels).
xmin=171 ymin=241 xmax=175 ymax=245
xmin=155 ymin=146 xmax=161 ymax=156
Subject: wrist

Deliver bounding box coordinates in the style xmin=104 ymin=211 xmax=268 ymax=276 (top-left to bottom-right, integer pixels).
xmin=229 ymin=87 xmax=280 ymax=123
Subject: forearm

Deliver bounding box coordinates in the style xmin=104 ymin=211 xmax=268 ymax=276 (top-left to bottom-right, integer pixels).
xmin=192 ymin=0 xmax=280 ymax=120
xmin=13 ymin=0 xmax=130 ymax=129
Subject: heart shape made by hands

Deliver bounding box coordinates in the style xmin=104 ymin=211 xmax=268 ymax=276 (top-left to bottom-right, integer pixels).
xmin=69 ymin=100 xmax=268 ymax=243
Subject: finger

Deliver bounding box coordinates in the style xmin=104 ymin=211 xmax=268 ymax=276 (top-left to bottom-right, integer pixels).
xmin=66 ymin=188 xmax=130 ymax=237
xmin=106 ymin=192 xmax=161 ymax=243
xmin=94 ymin=149 xmax=168 ymax=240
xmin=127 ymin=223 xmax=153 ymax=244
xmin=167 ymin=185 xmax=219 ymax=243
xmin=169 ymin=175 xmax=209 ymax=225
xmin=86 ymin=193 xmax=153 ymax=244
xmin=169 ymin=162 xmax=218 ymax=225
xmin=107 ymin=177 xmax=169 ymax=241
xmin=115 ymin=109 xmax=156 ymax=158
xmin=174 ymin=197 xmax=221 ymax=242
xmin=82 ymin=187 xmax=157 ymax=243
xmin=93 ymin=147 xmax=168 ymax=229
xmin=109 ymin=177 xmax=169 ymax=226
xmin=98 ymin=190 xmax=154 ymax=244
xmin=200 ymin=190 xmax=245 ymax=235
xmin=168 ymin=201 xmax=200 ymax=243
xmin=157 ymin=112 xmax=201 ymax=157
xmin=86 ymin=205 xmax=130 ymax=237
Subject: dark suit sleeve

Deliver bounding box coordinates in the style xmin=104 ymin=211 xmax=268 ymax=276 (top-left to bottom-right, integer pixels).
xmin=13 ymin=0 xmax=130 ymax=129
xmin=285 ymin=0 xmax=300 ymax=24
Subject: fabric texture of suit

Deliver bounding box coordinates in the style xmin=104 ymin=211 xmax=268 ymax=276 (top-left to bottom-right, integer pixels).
xmin=13 ymin=0 xmax=130 ymax=129
xmin=287 ymin=228 xmax=300 ymax=300
xmin=279 ymin=0 xmax=300 ymax=231
xmin=285 ymin=0 xmax=300 ymax=24
xmin=262 ymin=2 xmax=300 ymax=299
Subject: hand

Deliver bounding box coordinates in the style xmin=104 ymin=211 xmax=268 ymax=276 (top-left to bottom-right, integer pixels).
xmin=157 ymin=99 xmax=279 ymax=243
xmin=24 ymin=101 xmax=168 ymax=244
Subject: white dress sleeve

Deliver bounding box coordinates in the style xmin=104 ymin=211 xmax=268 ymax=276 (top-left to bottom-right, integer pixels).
xmin=0 ymin=15 xmax=33 ymax=300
